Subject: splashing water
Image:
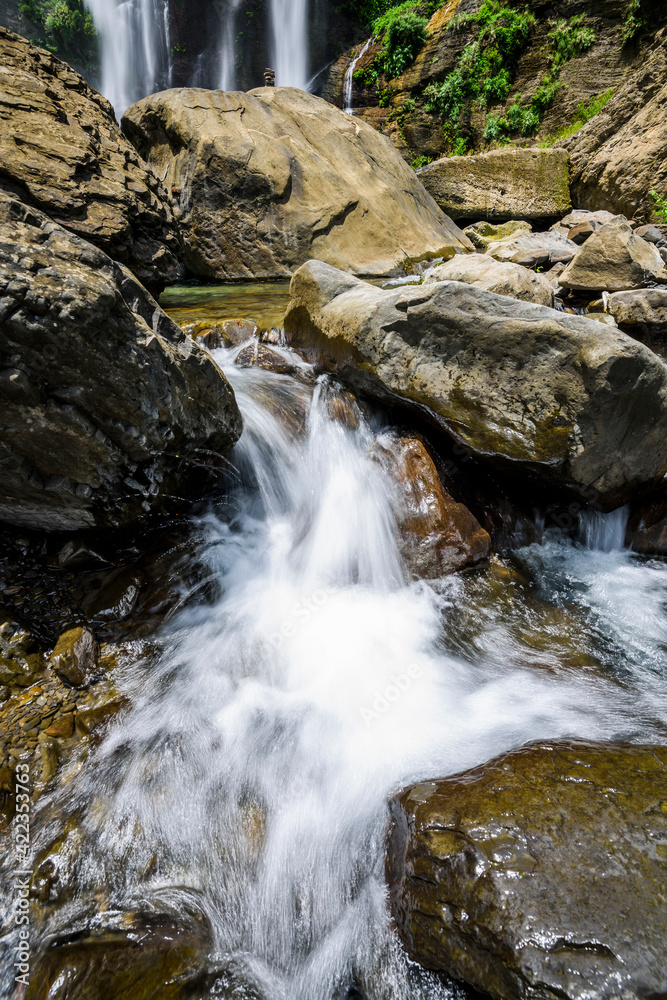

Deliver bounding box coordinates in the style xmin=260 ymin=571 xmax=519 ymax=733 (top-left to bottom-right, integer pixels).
xmin=344 ymin=38 xmax=372 ymax=115
xmin=269 ymin=0 xmax=310 ymax=89
xmin=5 ymin=340 xmax=667 ymax=999
xmin=84 ymin=0 xmax=171 ymax=116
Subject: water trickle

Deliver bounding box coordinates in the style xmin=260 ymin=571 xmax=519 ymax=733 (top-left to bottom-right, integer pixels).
xmin=344 ymin=37 xmax=372 ymax=115
xmin=84 ymin=0 xmax=171 ymax=116
xmin=269 ymin=0 xmax=310 ymax=89
xmin=12 ymin=339 xmax=667 ymax=1000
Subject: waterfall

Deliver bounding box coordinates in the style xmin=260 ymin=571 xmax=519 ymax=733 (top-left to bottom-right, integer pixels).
xmin=579 ymin=506 xmax=630 ymax=552
xmin=344 ymin=37 xmax=372 ymax=114
xmin=84 ymin=0 xmax=172 ymax=116
xmin=269 ymin=0 xmax=309 ymax=89
xmin=218 ymin=0 xmax=244 ymax=91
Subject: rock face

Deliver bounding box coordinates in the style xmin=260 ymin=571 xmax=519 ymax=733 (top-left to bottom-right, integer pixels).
xmin=386 ymin=740 xmax=667 ymax=1000
xmin=283 ymin=261 xmax=667 ymax=509
xmin=0 ymin=27 xmax=182 ymax=292
xmin=564 ymin=27 xmax=667 ymax=222
xmin=425 ymin=254 xmax=553 ymax=307
xmin=416 ymin=148 xmax=571 ymax=224
xmin=559 ymin=220 xmax=667 ymax=292
xmin=0 ymin=191 xmax=242 ymax=532
xmin=121 ymin=86 xmax=472 ymax=281
xmin=375 ymin=435 xmax=490 ymax=579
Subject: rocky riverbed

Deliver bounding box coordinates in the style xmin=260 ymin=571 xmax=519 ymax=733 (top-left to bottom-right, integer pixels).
xmin=0 ymin=18 xmax=666 ymax=1000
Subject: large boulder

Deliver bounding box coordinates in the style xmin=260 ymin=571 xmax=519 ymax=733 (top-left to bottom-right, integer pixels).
xmin=283 ymin=261 xmax=667 ymax=509
xmin=0 ymin=27 xmax=182 ymax=292
xmin=386 ymin=740 xmax=667 ymax=1000
xmin=121 ymin=86 xmax=472 ymax=281
xmin=424 ymin=254 xmax=553 ymax=307
xmin=564 ymin=27 xmax=667 ymax=222
xmin=0 ymin=192 xmax=242 ymax=532
xmin=607 ymin=288 xmax=667 ymax=336
xmin=559 ymin=219 xmax=667 ymax=292
xmin=416 ymin=148 xmax=571 ymax=224
xmin=484 ymin=229 xmax=577 ymax=269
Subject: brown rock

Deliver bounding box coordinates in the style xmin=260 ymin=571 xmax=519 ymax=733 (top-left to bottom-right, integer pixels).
xmin=425 ymin=254 xmax=553 ymax=307
xmin=376 ymin=436 xmax=490 ymax=578
xmin=387 ymin=740 xmax=667 ymax=1000
xmin=416 ymin=148 xmax=571 ymax=224
xmin=0 ymin=27 xmax=182 ymax=292
xmin=560 ymin=219 xmax=667 ymax=292
xmin=50 ymin=627 xmax=98 ymax=688
xmin=121 ymin=86 xmax=472 ymax=280
xmin=44 ymin=712 xmax=76 ymax=738
xmin=484 ymin=230 xmax=577 ymax=270
xmin=235 ymin=344 xmax=297 ymax=375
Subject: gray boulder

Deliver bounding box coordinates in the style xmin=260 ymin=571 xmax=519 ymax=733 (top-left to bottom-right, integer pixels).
xmin=416 ymin=147 xmax=571 ymax=224
xmin=0 ymin=27 xmax=182 ymax=292
xmin=484 ymin=229 xmax=577 ymax=269
xmin=607 ymin=288 xmax=667 ymax=332
xmin=0 ymin=192 xmax=242 ymax=532
xmin=283 ymin=261 xmax=667 ymax=508
xmin=560 ymin=219 xmax=667 ymax=292
xmin=425 ymin=254 xmax=553 ymax=307
xmin=387 ymin=740 xmax=667 ymax=1000
xmin=121 ymin=86 xmax=472 ymax=281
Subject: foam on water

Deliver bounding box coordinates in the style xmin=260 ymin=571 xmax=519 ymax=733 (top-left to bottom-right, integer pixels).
xmin=4 ymin=347 xmax=667 ymax=999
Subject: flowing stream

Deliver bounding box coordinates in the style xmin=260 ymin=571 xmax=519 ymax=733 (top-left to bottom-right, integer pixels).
xmin=344 ymin=38 xmax=372 ymax=114
xmin=6 ymin=325 xmax=666 ymax=999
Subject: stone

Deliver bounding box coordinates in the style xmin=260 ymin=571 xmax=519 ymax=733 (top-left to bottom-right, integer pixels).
xmin=0 ymin=191 xmax=242 ymax=532
xmin=424 ymin=254 xmax=553 ymax=307
xmin=58 ymin=538 xmax=113 ymax=570
xmin=386 ymin=740 xmax=667 ymax=1000
xmin=0 ymin=619 xmax=43 ymax=688
xmin=0 ymin=27 xmax=182 ymax=292
xmin=121 ymin=86 xmax=472 ymax=281
xmin=559 ymin=219 xmax=667 ymax=292
xmin=283 ymin=261 xmax=667 ymax=509
xmin=82 ymin=568 xmax=146 ymax=623
xmin=462 ymin=220 xmax=532 ymax=250
xmin=235 ymin=344 xmax=297 ymax=375
xmin=50 ymin=627 xmax=98 ymax=688
xmin=416 ymin=148 xmax=571 ymax=224
xmin=484 ymin=230 xmax=578 ymax=270
xmin=550 ymin=209 xmax=620 ymax=236
xmin=375 ymin=436 xmax=490 ymax=579
xmin=635 ymin=223 xmax=667 ymax=245
xmin=607 ymin=288 xmax=667 ymax=332
xmin=25 ymin=912 xmax=210 ymax=1000
xmin=44 ymin=712 xmax=75 ymax=738
xmin=626 ymin=481 xmax=667 ymax=556
xmin=564 ymin=27 xmax=667 ymax=222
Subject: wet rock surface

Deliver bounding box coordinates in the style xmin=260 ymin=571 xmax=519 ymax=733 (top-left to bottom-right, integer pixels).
xmin=375 ymin=435 xmax=490 ymax=579
xmin=387 ymin=740 xmax=667 ymax=1000
xmin=0 ymin=27 xmax=182 ymax=292
xmin=0 ymin=190 xmax=242 ymax=532
xmin=121 ymin=86 xmax=472 ymax=281
xmin=417 ymin=148 xmax=571 ymax=224
xmin=284 ymin=261 xmax=667 ymax=509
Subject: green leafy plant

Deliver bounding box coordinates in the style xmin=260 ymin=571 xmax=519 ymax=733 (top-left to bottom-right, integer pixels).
xmin=538 ymin=88 xmax=614 ymax=146
xmin=622 ymin=0 xmax=645 ymax=43
xmin=373 ymin=3 xmax=428 ymax=79
xmin=19 ymin=0 xmax=96 ymax=59
xmin=546 ymin=15 xmax=596 ymax=74
xmin=651 ymin=190 xmax=667 ymax=223
xmin=484 ymin=114 xmax=501 ymax=141
xmin=411 ymin=152 xmax=432 ymax=168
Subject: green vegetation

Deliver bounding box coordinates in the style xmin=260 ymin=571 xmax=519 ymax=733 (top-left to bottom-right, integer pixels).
xmin=19 ymin=0 xmax=96 ymax=62
xmin=622 ymin=0 xmax=645 ymax=43
xmin=422 ymin=5 xmax=596 ymax=153
xmin=373 ymin=4 xmax=428 ymax=79
xmin=538 ymin=88 xmax=614 ymax=147
xmin=651 ymin=190 xmax=667 ymax=224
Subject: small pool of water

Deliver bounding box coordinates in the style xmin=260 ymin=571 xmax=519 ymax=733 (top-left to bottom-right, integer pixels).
xmin=160 ymin=282 xmax=292 ymax=333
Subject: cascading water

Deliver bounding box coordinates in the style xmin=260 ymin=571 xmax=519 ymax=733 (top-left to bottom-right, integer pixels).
xmin=84 ymin=0 xmax=172 ymax=116
xmin=218 ymin=0 xmax=244 ymax=91
xmin=344 ymin=38 xmax=372 ymax=115
xmin=269 ymin=0 xmax=310 ymax=89
xmin=6 ymin=334 xmax=667 ymax=1000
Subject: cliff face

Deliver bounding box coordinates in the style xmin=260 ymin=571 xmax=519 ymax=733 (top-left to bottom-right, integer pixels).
xmin=325 ymin=0 xmax=667 ymax=219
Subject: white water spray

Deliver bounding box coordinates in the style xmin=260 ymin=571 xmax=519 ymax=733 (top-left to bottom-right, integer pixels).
xmin=344 ymin=37 xmax=372 ymax=114
xmin=269 ymin=0 xmax=310 ymax=89
xmin=12 ymin=337 xmax=667 ymax=1000
xmin=84 ymin=0 xmax=171 ymax=117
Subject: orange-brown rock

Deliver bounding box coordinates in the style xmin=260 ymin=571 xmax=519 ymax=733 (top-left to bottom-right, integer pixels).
xmin=377 ymin=436 xmax=490 ymax=579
